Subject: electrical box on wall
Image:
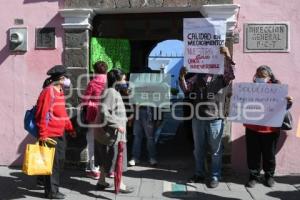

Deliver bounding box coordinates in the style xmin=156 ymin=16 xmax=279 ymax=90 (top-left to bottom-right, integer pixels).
xmin=9 ymin=27 xmax=27 ymax=52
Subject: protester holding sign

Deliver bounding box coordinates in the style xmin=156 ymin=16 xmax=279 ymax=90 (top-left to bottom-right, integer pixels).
xmin=128 ymin=73 xmax=166 ymax=167
xmin=244 ymin=65 xmax=293 ymax=188
xmin=180 ymin=46 xmax=235 ymax=188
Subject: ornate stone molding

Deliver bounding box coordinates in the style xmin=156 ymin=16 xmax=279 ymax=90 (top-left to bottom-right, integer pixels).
xmin=59 ymin=4 xmax=240 ymax=33
xmin=59 ymin=9 xmax=94 ymax=30
xmin=200 ymin=4 xmax=240 ymax=35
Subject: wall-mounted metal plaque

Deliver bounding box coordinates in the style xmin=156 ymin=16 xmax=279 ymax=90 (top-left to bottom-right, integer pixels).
xmin=244 ymin=23 xmax=289 ymax=52
xmin=35 ymin=27 xmax=55 ymax=49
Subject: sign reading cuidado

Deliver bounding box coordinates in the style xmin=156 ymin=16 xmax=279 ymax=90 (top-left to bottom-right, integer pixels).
xmin=228 ymin=83 xmax=288 ymax=127
xmin=129 ymin=73 xmax=171 ymax=108
xmin=244 ymin=23 xmax=290 ymax=52
xmin=183 ymin=18 xmax=226 ymax=75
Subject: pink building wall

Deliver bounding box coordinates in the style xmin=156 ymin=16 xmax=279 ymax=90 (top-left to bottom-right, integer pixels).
xmin=1 ymin=0 xmax=299 ymax=175
xmin=0 ymin=0 xmax=63 ymax=165
xmin=232 ymin=0 xmax=300 ymax=174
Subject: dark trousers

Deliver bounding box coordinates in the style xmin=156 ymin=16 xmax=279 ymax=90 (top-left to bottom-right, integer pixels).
xmin=245 ymin=128 xmax=279 ymax=179
xmin=95 ymin=141 xmax=128 ymax=174
xmin=44 ymin=136 xmax=66 ymax=195
xmin=182 ymin=99 xmax=193 ymax=145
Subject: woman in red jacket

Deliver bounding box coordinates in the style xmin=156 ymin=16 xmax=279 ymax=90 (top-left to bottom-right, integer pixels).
xmin=82 ymin=61 xmax=107 ymax=180
xmin=35 ymin=65 xmax=76 ymax=199
xmin=245 ymin=65 xmax=292 ymax=188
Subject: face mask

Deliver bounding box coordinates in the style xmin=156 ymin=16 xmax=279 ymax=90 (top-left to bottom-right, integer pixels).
xmin=255 ymin=77 xmax=269 ymax=83
xmin=63 ymin=78 xmax=71 ymax=87
xmin=116 ymin=83 xmax=129 ymax=91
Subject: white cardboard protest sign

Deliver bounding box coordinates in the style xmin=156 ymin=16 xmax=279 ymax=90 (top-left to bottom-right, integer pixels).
xmin=129 ymin=73 xmax=171 ymax=108
xmin=228 ymin=83 xmax=288 ymax=127
xmin=183 ymin=18 xmax=226 ymax=75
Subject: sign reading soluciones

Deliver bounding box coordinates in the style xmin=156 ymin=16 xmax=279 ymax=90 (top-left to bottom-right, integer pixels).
xmin=228 ymin=83 xmax=288 ymax=127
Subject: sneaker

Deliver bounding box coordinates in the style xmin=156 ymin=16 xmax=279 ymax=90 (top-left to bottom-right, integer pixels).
xmin=128 ymin=159 xmax=139 ymax=166
xmin=265 ymin=177 xmax=275 ymax=187
xmin=108 ymin=172 xmax=115 ymax=178
xmin=149 ymin=158 xmax=158 ymax=166
xmin=86 ymin=171 xmax=100 ymax=180
xmin=246 ymin=179 xmax=257 ymax=188
xmin=209 ymin=177 xmax=219 ymax=188
xmin=119 ymin=185 xmax=134 ymax=194
xmin=188 ymin=175 xmax=205 ymax=183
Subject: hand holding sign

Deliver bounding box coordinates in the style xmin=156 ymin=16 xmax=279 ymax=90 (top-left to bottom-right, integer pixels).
xmin=179 ymin=67 xmax=188 ymax=80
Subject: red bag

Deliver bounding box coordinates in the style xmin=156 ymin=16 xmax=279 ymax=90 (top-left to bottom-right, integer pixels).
xmin=86 ymin=101 xmax=98 ymax=123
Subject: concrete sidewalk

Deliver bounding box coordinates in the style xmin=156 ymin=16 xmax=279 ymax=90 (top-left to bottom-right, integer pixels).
xmin=1 ymin=130 xmax=300 ymax=200
xmin=0 ymin=163 xmax=299 ymax=200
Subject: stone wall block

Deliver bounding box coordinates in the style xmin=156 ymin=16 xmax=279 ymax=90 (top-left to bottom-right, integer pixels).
xmin=208 ymin=0 xmax=233 ymax=4
xmin=65 ymin=30 xmax=88 ymax=48
xmin=65 ymin=88 xmax=81 ymax=107
xmin=130 ymin=0 xmax=142 ymax=7
xmin=189 ymin=0 xmax=209 ymax=7
xmin=64 ymin=0 xmax=89 ymax=8
xmin=68 ymin=68 xmax=89 ymax=89
xmin=163 ymin=0 xmax=189 ymax=7
xmin=64 ymin=0 xmax=232 ymax=8
xmin=88 ymin=0 xmax=116 ymax=9
xmin=116 ymin=0 xmax=131 ymax=8
xmin=64 ymin=48 xmax=88 ymax=68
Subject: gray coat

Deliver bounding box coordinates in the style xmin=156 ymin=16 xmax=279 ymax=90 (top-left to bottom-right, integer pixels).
xmin=94 ymin=88 xmax=127 ymax=145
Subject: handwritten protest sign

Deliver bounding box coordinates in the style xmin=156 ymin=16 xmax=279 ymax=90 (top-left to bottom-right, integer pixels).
xmin=129 ymin=73 xmax=171 ymax=108
xmin=228 ymin=83 xmax=288 ymax=127
xmin=184 ymin=18 xmax=226 ymax=75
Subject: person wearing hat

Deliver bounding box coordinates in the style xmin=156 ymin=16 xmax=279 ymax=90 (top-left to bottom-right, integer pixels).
xmin=244 ymin=65 xmax=293 ymax=188
xmin=35 ymin=65 xmax=76 ymax=199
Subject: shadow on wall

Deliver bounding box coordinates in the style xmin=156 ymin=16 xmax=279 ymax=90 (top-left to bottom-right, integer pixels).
xmin=45 ymin=13 xmax=64 ymax=39
xmin=10 ymin=134 xmax=35 ymax=167
xmin=23 ymin=0 xmax=58 ymax=3
xmin=0 ymin=12 xmax=64 ymax=66
xmin=231 ymin=130 xmax=288 ymax=173
xmin=0 ymin=30 xmax=27 ymax=66
xmin=0 ymin=30 xmax=11 ymax=66
xmin=5 ymin=12 xmax=65 ymax=166
xmin=23 ymin=0 xmax=64 ymax=8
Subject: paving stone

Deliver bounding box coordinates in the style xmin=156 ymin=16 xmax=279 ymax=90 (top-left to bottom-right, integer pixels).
xmin=203 ymin=181 xmax=230 ymax=191
xmin=246 ymin=184 xmax=275 ymax=200
xmin=187 ymin=182 xmax=205 ymax=192
xmin=271 ymin=182 xmax=298 ymax=191
xmin=117 ymin=196 xmax=141 ymax=200
xmin=1 ymin=166 xmax=300 ymax=200
xmin=152 ymin=180 xmax=164 ymax=199
xmin=266 ymin=190 xmax=300 ymax=200
xmin=204 ymin=191 xmax=253 ymax=200
xmin=139 ymin=179 xmax=157 ymax=197
xmin=227 ymin=182 xmax=249 ymax=191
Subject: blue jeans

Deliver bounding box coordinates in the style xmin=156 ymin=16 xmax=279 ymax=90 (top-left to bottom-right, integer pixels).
xmin=131 ymin=108 xmax=156 ymax=160
xmin=192 ymin=118 xmax=224 ymax=179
